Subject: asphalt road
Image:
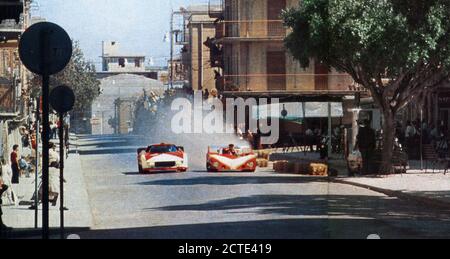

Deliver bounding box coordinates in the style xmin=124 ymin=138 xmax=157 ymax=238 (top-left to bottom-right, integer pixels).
xmin=75 ymin=135 xmax=450 ymax=239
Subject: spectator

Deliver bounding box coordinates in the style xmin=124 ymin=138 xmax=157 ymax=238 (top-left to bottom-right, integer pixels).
xmin=1 ymin=159 xmax=16 ymax=206
xmin=436 ymin=134 xmax=449 ymax=159
xmin=48 ymin=142 xmax=61 ymax=206
xmin=430 ymin=124 xmax=440 ymax=147
xmin=395 ymin=121 xmax=405 ymax=147
xmin=405 ymin=120 xmax=417 ymax=156
xmin=30 ymin=130 xmax=37 ymax=151
xmin=10 ymin=145 xmax=20 ymax=184
xmin=355 ymin=119 xmax=376 ymax=175
xmin=203 ymin=89 xmax=210 ymax=100
xmin=405 ymin=120 xmax=417 ymax=138
xmin=19 ymin=156 xmax=32 ymax=178
xmin=332 ymin=126 xmax=342 ymax=153
xmin=0 ymin=179 xmax=12 ymax=234
xmin=51 ymin=121 xmax=59 ymax=139
xmin=305 ymin=127 xmax=315 ymax=152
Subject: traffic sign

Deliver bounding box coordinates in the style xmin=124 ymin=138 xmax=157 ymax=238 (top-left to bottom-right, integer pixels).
xmin=50 ymin=85 xmax=75 ymax=113
xmin=19 ymin=22 xmax=72 ymax=76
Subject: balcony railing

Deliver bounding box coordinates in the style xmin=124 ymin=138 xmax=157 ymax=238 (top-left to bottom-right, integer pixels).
xmin=215 ymin=20 xmax=286 ymax=41
xmin=214 ymin=73 xmax=360 ymax=92
xmin=0 ymin=19 xmax=22 ymax=31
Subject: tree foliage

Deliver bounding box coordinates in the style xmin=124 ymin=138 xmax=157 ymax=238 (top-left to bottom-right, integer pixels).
xmin=283 ymin=0 xmax=450 ymax=172
xmin=30 ymin=41 xmax=101 ymax=112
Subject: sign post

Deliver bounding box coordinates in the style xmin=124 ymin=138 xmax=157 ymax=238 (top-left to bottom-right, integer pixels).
xmin=19 ymin=22 xmax=72 ymax=239
xmin=50 ymin=85 xmax=75 ymax=240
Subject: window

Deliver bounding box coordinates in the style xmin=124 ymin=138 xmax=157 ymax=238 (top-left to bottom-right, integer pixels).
xmin=135 ymin=58 xmax=140 ymax=67
xmin=118 ymin=58 xmax=125 ymax=67
xmin=149 ymin=145 xmax=178 ymax=153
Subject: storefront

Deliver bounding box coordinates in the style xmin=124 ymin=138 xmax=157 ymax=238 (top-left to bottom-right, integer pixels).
xmin=438 ymin=90 xmax=450 ymax=133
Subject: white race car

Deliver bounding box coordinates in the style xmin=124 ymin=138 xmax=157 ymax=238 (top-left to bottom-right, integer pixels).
xmin=137 ymin=143 xmax=188 ymax=173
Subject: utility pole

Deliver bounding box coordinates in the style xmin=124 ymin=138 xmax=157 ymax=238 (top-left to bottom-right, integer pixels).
xmin=170 ymin=10 xmax=174 ymax=90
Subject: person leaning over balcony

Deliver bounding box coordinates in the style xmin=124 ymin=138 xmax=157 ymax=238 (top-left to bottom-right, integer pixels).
xmin=10 ymin=145 xmax=20 ymax=184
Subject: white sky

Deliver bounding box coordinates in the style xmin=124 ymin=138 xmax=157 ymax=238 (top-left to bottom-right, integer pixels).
xmin=33 ymin=0 xmax=208 ymax=68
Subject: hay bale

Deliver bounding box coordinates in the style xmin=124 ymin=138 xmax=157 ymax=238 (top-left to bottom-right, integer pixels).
xmin=294 ymin=162 xmax=311 ymax=175
xmin=310 ymin=163 xmax=328 ymax=176
xmin=284 ymin=162 xmax=296 ymax=173
xmin=257 ymin=159 xmax=269 ymax=168
xmin=274 ymin=161 xmax=289 ymax=173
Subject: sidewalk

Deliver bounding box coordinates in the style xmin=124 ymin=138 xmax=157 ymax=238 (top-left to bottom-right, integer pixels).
xmin=1 ymin=134 xmax=93 ymax=235
xmin=269 ymin=151 xmax=450 ymax=210
xmin=333 ymin=173 xmax=450 ymax=210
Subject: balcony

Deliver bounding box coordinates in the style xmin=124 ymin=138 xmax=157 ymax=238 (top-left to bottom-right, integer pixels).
xmin=218 ymin=73 xmax=360 ymax=93
xmin=215 ymin=20 xmax=286 ymax=42
xmin=174 ymin=29 xmax=189 ymax=46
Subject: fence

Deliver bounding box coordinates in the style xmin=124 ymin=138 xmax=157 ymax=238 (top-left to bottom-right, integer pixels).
xmin=217 ymin=73 xmax=358 ymax=92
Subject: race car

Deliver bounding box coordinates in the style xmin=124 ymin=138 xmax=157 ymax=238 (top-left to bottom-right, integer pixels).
xmin=137 ymin=143 xmax=188 ymax=173
xmin=206 ymin=144 xmax=257 ymax=172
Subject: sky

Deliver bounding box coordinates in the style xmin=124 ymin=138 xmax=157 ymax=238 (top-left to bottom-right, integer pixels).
xmin=32 ymin=0 xmax=208 ymax=68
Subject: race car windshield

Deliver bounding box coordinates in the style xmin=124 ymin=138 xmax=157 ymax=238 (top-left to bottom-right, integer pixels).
xmin=149 ymin=145 xmax=178 ymax=153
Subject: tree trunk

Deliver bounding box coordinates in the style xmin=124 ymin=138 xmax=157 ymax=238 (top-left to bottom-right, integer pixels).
xmin=379 ymin=109 xmax=395 ymax=174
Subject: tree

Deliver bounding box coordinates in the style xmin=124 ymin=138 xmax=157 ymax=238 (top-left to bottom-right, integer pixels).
xmin=30 ymin=41 xmax=101 ymax=113
xmin=283 ymin=0 xmax=450 ymax=173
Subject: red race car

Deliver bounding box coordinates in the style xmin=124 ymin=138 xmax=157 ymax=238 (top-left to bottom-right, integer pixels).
xmin=206 ymin=144 xmax=257 ymax=172
xmin=137 ymin=143 xmax=188 ymax=173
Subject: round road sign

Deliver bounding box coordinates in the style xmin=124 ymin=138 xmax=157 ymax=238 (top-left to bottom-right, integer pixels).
xmin=19 ymin=22 xmax=72 ymax=76
xmin=50 ymin=85 xmax=75 ymax=113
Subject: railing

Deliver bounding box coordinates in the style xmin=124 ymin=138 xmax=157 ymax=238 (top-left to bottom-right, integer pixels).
xmin=214 ymin=74 xmax=359 ymax=92
xmin=215 ymin=20 xmax=286 ymax=40
xmin=0 ymin=19 xmax=22 ymax=31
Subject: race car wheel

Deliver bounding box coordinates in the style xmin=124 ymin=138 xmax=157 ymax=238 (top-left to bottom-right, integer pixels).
xmin=138 ymin=165 xmax=143 ymax=174
xmin=206 ymin=163 xmax=217 ymax=172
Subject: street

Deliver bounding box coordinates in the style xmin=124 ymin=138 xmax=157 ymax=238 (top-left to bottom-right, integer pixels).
xmin=73 ymin=135 xmax=450 ymax=239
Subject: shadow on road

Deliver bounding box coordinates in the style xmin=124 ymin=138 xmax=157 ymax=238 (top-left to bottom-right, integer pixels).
xmin=137 ymin=175 xmax=329 ymax=186
xmin=70 ymin=218 xmax=424 ymax=239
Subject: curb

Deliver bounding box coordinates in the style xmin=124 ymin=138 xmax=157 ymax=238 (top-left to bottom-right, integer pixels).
xmin=331 ymin=178 xmax=450 ymax=211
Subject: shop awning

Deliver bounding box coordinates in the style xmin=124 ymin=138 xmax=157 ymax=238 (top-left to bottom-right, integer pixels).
xmin=253 ymin=102 xmax=344 ymax=120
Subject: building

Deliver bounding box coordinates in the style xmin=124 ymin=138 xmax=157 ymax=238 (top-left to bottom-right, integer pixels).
xmin=114 ymin=97 xmax=135 ymax=135
xmin=101 ymin=41 xmax=145 ymax=72
xmin=0 ymin=0 xmax=32 ymax=161
xmin=208 ymin=0 xmax=355 ymax=93
xmin=91 ymin=74 xmax=165 ymax=135
xmin=201 ymin=0 xmax=364 ymax=148
xmin=97 ymin=41 xmax=157 ymax=80
xmin=175 ymin=5 xmax=218 ymax=91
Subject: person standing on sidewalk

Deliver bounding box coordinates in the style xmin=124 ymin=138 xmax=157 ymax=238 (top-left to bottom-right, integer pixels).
xmin=355 ymin=119 xmax=376 ymax=175
xmin=1 ymin=159 xmax=16 ymax=206
xmin=10 ymin=145 xmax=20 ymax=184
xmin=0 ymin=176 xmax=13 ymax=234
